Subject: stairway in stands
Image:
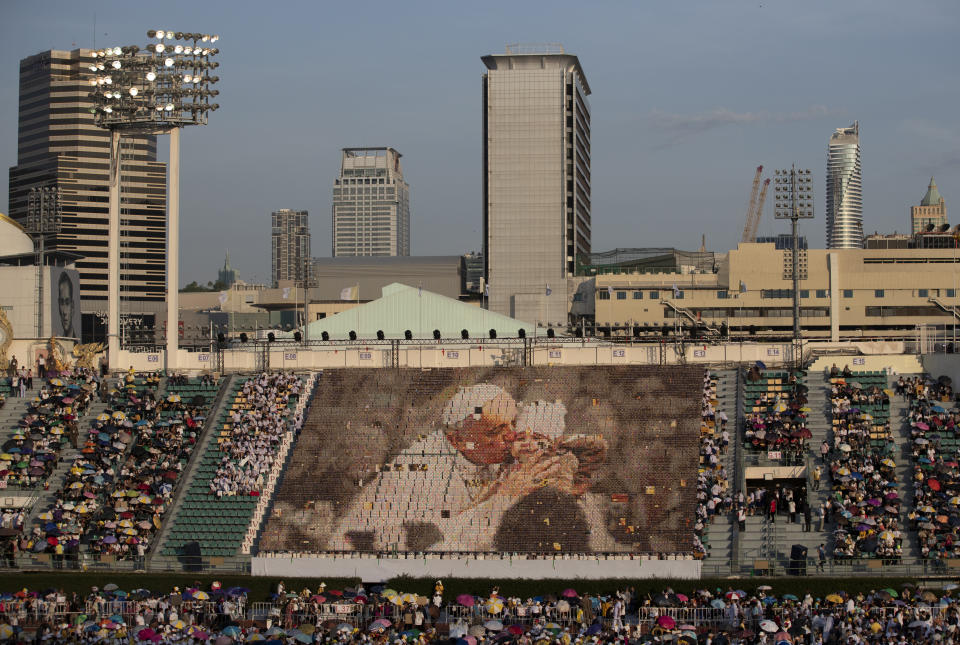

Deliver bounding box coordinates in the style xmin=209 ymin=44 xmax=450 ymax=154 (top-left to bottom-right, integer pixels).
xmin=787 ymin=369 xmax=836 ymax=567
xmin=888 ymin=373 xmax=923 ymax=561
xmin=701 ymin=369 xmax=738 ymax=573
xmin=735 ymin=369 xmax=837 ymax=574
xmin=148 ymin=375 xmax=239 ymax=571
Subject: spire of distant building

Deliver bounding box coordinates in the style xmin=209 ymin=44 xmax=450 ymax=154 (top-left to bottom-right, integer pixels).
xmin=921 ymin=177 xmax=942 ymax=206
xmin=218 ymin=249 xmax=238 ymax=287
xmin=911 ymin=176 xmax=947 ymax=234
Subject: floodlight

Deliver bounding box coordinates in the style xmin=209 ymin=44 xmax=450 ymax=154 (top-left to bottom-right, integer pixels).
xmin=155 ymin=30 xmax=165 ymax=39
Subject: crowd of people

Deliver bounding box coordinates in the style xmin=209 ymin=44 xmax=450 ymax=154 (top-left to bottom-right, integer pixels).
xmin=900 ymin=374 xmax=960 ymax=562
xmin=0 ymin=580 xmax=959 ymax=643
xmin=824 ymin=375 xmax=902 ymax=561
xmin=14 ymin=370 xmax=218 ymax=564
xmin=209 ymin=373 xmax=304 ymax=498
xmin=743 ymin=369 xmax=811 ymax=467
xmin=695 ymin=372 xmax=732 ymax=558
xmin=1 ymin=372 xmax=98 ymax=489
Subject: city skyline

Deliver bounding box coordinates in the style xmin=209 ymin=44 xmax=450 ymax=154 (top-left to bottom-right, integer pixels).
xmin=1 ymin=1 xmax=958 ymax=285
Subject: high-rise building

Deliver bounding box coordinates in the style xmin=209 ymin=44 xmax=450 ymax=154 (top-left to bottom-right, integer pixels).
xmin=332 ymin=147 xmax=410 ymax=257
xmin=271 ymin=209 xmax=310 ymax=287
xmin=911 ymin=177 xmax=947 ymax=234
xmin=825 ymin=121 xmax=863 ymax=248
xmin=8 ymin=49 xmax=168 ymax=340
xmin=482 ymin=44 xmax=591 ymax=325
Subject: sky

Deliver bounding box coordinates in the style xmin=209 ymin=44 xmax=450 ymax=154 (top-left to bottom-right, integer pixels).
xmin=2 ymin=0 xmax=959 ymax=287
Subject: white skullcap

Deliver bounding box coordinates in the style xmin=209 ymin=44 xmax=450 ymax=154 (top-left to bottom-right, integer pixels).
xmin=441 ymin=384 xmax=515 ymax=427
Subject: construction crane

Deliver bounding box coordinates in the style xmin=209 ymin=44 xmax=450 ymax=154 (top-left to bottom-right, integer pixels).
xmin=740 ymin=166 xmax=769 ymax=243
xmin=746 ymin=178 xmax=770 ymax=242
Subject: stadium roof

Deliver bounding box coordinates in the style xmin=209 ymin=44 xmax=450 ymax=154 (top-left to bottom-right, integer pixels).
xmin=305 ymin=282 xmax=545 ymax=339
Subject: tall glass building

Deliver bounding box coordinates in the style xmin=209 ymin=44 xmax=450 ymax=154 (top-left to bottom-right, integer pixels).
xmin=825 ymin=121 xmax=863 ymax=248
xmin=482 ymin=45 xmax=591 ymax=326
xmin=271 ymin=209 xmax=310 ymax=287
xmin=332 ymin=147 xmax=410 ymax=257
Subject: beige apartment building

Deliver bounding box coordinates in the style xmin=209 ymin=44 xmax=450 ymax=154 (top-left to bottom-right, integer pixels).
xmin=591 ymin=243 xmax=959 ymax=340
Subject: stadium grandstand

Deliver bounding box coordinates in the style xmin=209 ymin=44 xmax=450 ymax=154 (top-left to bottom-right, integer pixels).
xmin=1 ymin=347 xmax=959 ymax=591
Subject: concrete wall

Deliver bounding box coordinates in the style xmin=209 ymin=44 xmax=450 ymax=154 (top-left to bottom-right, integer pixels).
xmin=922 ymin=353 xmax=960 ymax=384
xmin=251 ymin=555 xmax=700 ymax=580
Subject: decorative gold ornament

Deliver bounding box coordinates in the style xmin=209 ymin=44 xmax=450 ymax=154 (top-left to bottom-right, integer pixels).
xmin=48 ymin=336 xmax=68 ymax=373
xmin=72 ymin=342 xmax=105 ymax=370
xmin=0 ymin=309 xmax=12 ymax=370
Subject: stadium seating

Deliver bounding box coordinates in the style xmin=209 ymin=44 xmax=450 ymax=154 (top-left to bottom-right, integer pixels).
xmin=162 ymin=374 xmax=305 ymax=559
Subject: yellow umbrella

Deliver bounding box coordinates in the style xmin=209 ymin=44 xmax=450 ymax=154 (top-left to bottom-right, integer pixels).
xmin=12 ymin=434 xmax=24 ymax=440
xmin=0 ymin=624 xmax=13 ymax=640
xmin=883 ymin=388 xmax=894 ymax=396
xmin=172 ymin=620 xmax=186 ymax=630
xmin=112 ymin=411 xmax=126 ymax=421
xmin=70 ymin=482 xmax=84 ymax=489
xmin=0 ymin=454 xmax=13 ymax=461
xmin=97 ymin=413 xmax=110 ymax=422
xmin=192 ymin=591 xmax=210 ymax=601
xmin=38 ymin=512 xmax=53 ymax=521
xmin=881 ymin=459 xmax=895 ymax=468
xmin=920 ymin=505 xmax=936 ymax=513
xmin=949 ymin=497 xmax=960 ymax=506
xmin=486 ymin=598 xmax=504 ymax=614
xmin=826 ymin=594 xmax=844 ymax=604
xmin=837 ymin=467 xmax=851 ymax=476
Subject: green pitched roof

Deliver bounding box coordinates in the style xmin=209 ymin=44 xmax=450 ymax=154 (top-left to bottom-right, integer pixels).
xmin=306 ymin=283 xmax=545 ymax=339
xmin=921 ymin=177 xmax=942 ymax=206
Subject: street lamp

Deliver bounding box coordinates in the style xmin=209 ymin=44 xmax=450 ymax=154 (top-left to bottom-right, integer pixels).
xmin=89 ymin=30 xmax=220 ymax=371
xmin=774 ymin=166 xmax=814 ymax=344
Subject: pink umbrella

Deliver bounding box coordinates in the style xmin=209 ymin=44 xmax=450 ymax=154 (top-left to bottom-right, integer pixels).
xmin=311 ymin=595 xmax=327 ymax=603
xmin=457 ymin=594 xmax=475 ymax=607
xmin=507 ymin=626 xmax=524 ymax=635
xmin=676 ymin=593 xmax=689 ymax=603
xmin=915 ymin=422 xmax=929 ymax=431
xmin=137 ymin=628 xmax=156 ymax=640
xmin=561 ymin=589 xmax=578 ymax=598
xmin=656 ymin=616 xmax=676 ymax=629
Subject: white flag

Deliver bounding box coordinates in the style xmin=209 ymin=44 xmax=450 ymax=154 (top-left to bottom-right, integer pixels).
xmin=340 ymin=285 xmax=357 ymax=301
xmin=672 ymin=284 xmax=680 ymax=298
xmin=282 ymin=287 xmax=291 ymax=299
xmin=606 ymin=286 xmax=614 ymax=297
xmin=545 ymin=284 xmax=552 ymax=296
xmin=217 ymin=291 xmax=228 ymax=306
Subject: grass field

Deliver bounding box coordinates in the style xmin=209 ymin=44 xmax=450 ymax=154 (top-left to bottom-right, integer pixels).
xmin=1 ymin=572 xmax=937 ymax=603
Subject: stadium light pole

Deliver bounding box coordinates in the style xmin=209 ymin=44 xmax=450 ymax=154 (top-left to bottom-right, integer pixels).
xmin=25 ymin=186 xmax=64 ymax=338
xmin=774 ymin=166 xmax=814 ymax=346
xmin=89 ymin=31 xmax=220 ymax=371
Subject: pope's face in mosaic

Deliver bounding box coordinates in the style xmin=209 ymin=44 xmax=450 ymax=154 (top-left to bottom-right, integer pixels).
xmin=444 ymin=391 xmax=517 ymax=465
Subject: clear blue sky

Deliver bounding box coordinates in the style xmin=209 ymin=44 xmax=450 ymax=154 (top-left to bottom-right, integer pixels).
xmin=2 ymin=0 xmax=958 ymax=286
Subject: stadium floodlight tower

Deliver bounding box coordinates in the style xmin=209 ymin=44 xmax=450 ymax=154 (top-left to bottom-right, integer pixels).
xmin=774 ymin=166 xmax=814 ymax=347
xmin=89 ymin=30 xmax=220 ymax=370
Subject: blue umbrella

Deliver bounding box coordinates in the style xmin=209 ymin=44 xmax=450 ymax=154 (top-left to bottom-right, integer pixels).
xmin=783 ymin=594 xmax=799 ymax=601
xmin=711 ymin=599 xmax=726 ymax=609
xmin=586 ymin=624 xmax=602 ymax=635
xmin=221 ymin=626 xmax=241 ymax=637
